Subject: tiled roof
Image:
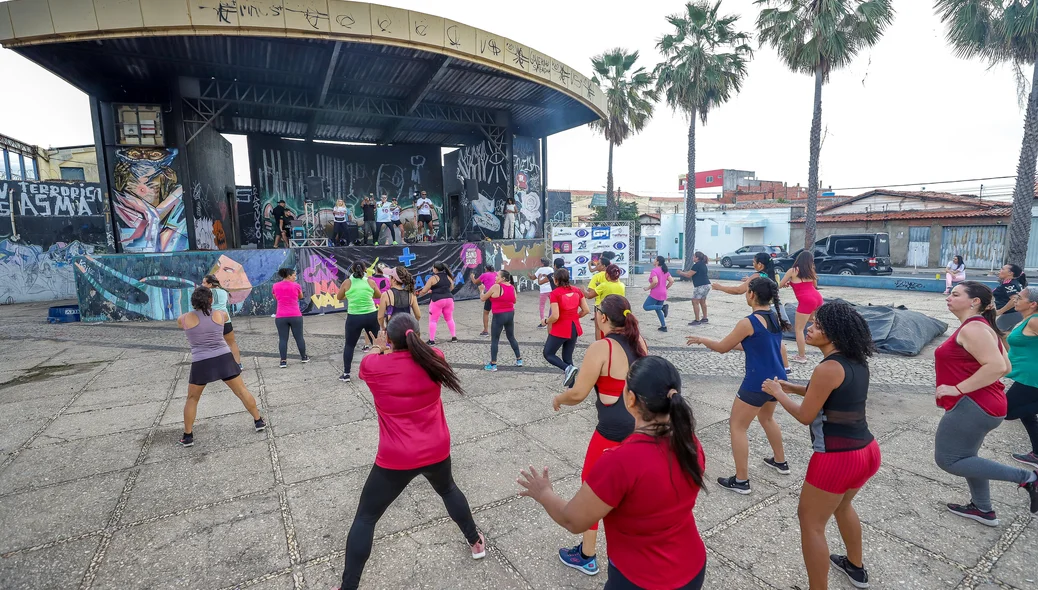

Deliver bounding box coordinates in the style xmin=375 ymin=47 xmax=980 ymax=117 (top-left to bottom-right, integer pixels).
xmin=791 ymin=207 xmax=1012 ymax=224
xmin=818 ymin=189 xmax=999 ymax=213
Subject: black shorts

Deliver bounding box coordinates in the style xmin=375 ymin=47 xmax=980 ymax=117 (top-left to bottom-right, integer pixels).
xmin=418 ymin=214 xmax=433 ymax=223
xmin=483 ymin=299 xmax=492 ymax=312
xmin=188 ymin=352 xmax=241 ymax=386
xmin=392 ymin=220 xmax=402 ymax=226
xmin=736 ymin=388 xmax=777 ymax=408
xmin=223 ymin=321 xmax=233 ymax=335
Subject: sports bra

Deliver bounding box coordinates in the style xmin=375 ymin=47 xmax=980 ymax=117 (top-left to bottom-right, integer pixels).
xmin=388 ymin=288 xmax=412 ymax=316
xmin=594 ymin=334 xmax=636 ymax=443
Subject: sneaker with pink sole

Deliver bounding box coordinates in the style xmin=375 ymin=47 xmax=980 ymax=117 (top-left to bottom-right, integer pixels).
xmin=471 ymin=533 xmax=487 ymax=559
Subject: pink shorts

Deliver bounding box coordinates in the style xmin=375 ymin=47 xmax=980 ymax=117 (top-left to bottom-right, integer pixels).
xmin=805 ymin=439 xmax=881 ymax=494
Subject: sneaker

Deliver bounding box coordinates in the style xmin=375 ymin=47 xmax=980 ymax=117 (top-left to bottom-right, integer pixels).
xmin=563 ymin=365 xmax=579 ymax=388
xmin=700 ymin=317 xmax=709 ymax=324
xmin=792 ymin=355 xmax=809 ymax=364
xmin=764 ymin=457 xmax=791 ymax=475
xmin=947 ymin=502 xmax=999 ymax=526
xmin=479 ymin=331 xmax=489 ymax=336
xmin=392 ymin=241 xmax=398 ymax=245
xmin=658 ymin=326 xmax=668 ymax=332
xmin=451 ymin=337 xmax=458 ymax=342
xmin=362 ymin=345 xmax=371 ymax=352
xmin=179 ymin=433 xmax=194 ymax=447
xmin=515 ymin=359 xmax=524 ymax=367
xmin=339 ymin=373 xmax=351 ymax=383
xmin=427 ymin=339 xmax=436 ymax=346
xmin=716 ymin=475 xmax=751 ymax=495
xmin=471 ymin=533 xmax=486 ymax=560
xmin=537 ymin=324 xmax=547 ymax=329
xmin=254 ymin=418 xmax=266 ymax=432
xmin=558 ymin=543 xmax=599 ymax=576
xmin=688 ymin=319 xmax=701 ymax=326
xmin=662 ymin=303 xmax=669 ymax=318
xmin=279 ymin=360 xmax=287 ymax=369
xmin=829 ymin=554 xmax=869 ymax=589
xmin=301 ymin=356 xmax=311 ymax=363
xmin=943 ymin=289 xmax=951 ymax=295
xmin=1021 ymin=471 xmax=1038 ymax=514
xmin=484 ymin=363 xmax=498 ymax=372
xmin=1012 ymin=452 xmax=1038 ymax=469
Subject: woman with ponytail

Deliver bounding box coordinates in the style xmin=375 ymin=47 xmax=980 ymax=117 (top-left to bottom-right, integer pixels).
xmin=479 ymin=269 xmax=522 ymax=371
xmin=931 ymin=282 xmax=1038 ymax=526
xmin=687 ymin=276 xmax=790 ymax=495
xmin=418 ymin=262 xmax=458 ymax=345
xmin=336 ymin=314 xmax=484 ymax=589
xmin=202 ymin=274 xmax=242 ymax=368
xmin=378 ymin=266 xmax=420 ymax=332
xmin=520 ymin=356 xmax=707 ymax=589
xmin=710 ymin=252 xmax=792 ymax=371
xmin=550 ymin=294 xmax=645 ymax=576
xmin=336 ymin=261 xmax=383 ymax=383
xmin=994 ymin=263 xmax=1028 ymax=331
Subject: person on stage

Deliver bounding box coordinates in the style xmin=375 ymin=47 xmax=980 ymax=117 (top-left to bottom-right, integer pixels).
xmin=503 ymin=197 xmax=518 ymax=239
xmin=391 ymin=199 xmax=403 ymax=243
xmin=415 ymin=190 xmax=435 ymax=242
xmin=360 ymin=194 xmax=377 ymax=245
xmin=332 ymin=199 xmax=351 ymax=246
xmin=375 ymin=192 xmax=395 ymax=245
xmin=271 ymin=199 xmax=293 ymax=248
xmin=418 ymin=262 xmax=458 ymax=345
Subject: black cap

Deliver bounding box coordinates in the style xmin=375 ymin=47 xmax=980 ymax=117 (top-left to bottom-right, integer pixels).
xmin=278 ymin=199 xmax=286 ymax=204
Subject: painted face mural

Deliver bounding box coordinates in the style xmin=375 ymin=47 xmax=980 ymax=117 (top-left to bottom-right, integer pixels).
xmin=210 ymin=254 xmax=253 ymax=305
xmin=112 ymin=148 xmax=188 ymax=253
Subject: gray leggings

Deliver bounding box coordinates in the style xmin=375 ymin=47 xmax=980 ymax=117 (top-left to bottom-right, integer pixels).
xmin=934 ymin=396 xmax=1030 ymax=512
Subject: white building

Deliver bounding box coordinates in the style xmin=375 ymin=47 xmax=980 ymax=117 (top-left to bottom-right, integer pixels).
xmin=658 ymin=205 xmax=795 ymax=261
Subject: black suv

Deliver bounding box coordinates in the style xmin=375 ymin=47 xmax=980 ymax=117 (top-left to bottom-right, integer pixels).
xmin=774 ymin=233 xmax=892 ymax=276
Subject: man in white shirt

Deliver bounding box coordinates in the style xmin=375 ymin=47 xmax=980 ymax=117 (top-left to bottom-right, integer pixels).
xmin=414 ymin=190 xmax=434 ymax=242
xmin=375 ymin=192 xmax=396 ymax=245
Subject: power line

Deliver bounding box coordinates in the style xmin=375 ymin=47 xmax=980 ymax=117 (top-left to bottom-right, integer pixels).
xmin=823 ymin=176 xmax=1016 ymax=191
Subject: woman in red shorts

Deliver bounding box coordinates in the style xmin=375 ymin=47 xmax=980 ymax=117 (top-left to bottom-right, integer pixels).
xmin=521 ymin=356 xmax=707 ymax=589
xmin=779 ymin=250 xmax=824 ymax=364
xmin=763 ymin=301 xmax=880 ymax=589
xmin=550 ymin=294 xmax=645 ymax=576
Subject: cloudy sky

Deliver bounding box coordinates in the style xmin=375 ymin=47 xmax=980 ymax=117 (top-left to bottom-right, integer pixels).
xmin=0 ymin=0 xmax=1025 ymax=199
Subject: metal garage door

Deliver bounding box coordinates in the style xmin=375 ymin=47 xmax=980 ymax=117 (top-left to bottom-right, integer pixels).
xmin=906 ymin=227 xmax=930 ymax=267
xmin=940 ymin=225 xmax=1007 ymax=270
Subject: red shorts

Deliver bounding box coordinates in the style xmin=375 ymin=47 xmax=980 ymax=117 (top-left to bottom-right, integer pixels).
xmin=581 ymin=430 xmax=623 ymax=530
xmin=805 ymin=439 xmax=881 ymax=495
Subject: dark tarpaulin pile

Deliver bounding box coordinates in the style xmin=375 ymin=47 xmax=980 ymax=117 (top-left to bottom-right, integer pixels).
xmin=782 ymin=299 xmax=948 ymax=356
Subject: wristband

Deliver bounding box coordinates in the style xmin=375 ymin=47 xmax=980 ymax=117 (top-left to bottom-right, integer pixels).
xmin=954 ymin=385 xmax=963 ymax=394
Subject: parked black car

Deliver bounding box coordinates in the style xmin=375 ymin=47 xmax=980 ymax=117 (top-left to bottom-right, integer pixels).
xmin=774 ymin=233 xmax=892 ymax=276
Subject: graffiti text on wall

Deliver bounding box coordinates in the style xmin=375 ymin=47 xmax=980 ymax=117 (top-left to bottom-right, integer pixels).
xmin=0 ymin=181 xmax=103 ymax=217
xmin=112 ymin=148 xmax=188 ymax=253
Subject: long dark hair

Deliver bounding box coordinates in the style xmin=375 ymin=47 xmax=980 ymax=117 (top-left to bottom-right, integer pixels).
xmin=394 ymin=266 xmax=415 ymax=292
xmin=813 ymin=302 xmax=874 ymax=364
xmin=605 ymin=263 xmax=622 ymax=281
xmin=655 ymin=255 xmax=668 ymax=273
xmin=694 ymin=251 xmax=707 ymax=264
xmin=1008 ymin=264 xmax=1028 ymax=287
xmin=959 ymin=281 xmax=1003 ymax=337
xmin=554 ymin=267 xmax=571 ymax=288
xmin=191 ymin=286 xmax=213 ymax=316
xmin=350 ymin=261 xmax=367 ymax=279
xmin=747 ymin=276 xmax=791 ymax=331
xmin=953 ymin=255 xmax=964 ymax=268
xmin=203 ymin=274 xmax=222 ymax=289
xmin=753 ymin=252 xmax=776 ymax=279
xmin=499 ymin=269 xmax=514 ymax=285
xmin=599 ymin=295 xmax=647 ymax=357
xmin=793 ymin=250 xmax=816 ymax=281
xmin=433 ymin=262 xmax=453 ymax=284
xmin=386 ymin=315 xmax=463 ymax=393
xmin=626 ymin=356 xmax=704 ymax=489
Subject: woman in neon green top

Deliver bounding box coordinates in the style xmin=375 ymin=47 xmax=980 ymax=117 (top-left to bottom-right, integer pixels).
xmin=1007 ymin=286 xmax=1038 ymax=469
xmin=336 ymin=261 xmax=383 ymax=383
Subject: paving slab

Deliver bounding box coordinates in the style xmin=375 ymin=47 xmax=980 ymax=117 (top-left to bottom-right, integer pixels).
xmin=0 ymin=536 xmax=101 ymax=590
xmin=38 ymin=400 xmax=164 ymax=446
xmin=0 ymin=429 xmax=146 ymax=495
xmin=276 ymin=419 xmax=380 ymax=484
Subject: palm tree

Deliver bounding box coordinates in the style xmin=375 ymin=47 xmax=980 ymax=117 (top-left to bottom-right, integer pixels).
xmin=589 ymin=49 xmax=659 ymax=221
xmin=655 ymin=1 xmax=753 ymax=270
xmin=756 ymin=0 xmax=895 ymax=248
xmin=935 ymin=1 xmax=1036 ymax=267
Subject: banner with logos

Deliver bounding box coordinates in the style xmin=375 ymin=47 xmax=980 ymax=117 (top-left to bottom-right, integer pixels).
xmin=549 ymin=224 xmax=631 ymax=282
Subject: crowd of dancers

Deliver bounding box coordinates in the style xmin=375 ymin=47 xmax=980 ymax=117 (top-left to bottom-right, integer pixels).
xmin=173 ymin=253 xmax=1038 ymax=590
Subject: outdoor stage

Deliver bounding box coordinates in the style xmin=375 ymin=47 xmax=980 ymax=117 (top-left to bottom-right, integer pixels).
xmin=73 ymin=239 xmax=547 ymax=322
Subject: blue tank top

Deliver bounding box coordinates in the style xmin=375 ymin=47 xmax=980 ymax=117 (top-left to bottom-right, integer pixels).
xmin=739 ymin=310 xmax=787 ymax=393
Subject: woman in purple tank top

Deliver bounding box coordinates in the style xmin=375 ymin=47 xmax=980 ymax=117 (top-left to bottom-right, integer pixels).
xmin=177 ymin=286 xmax=266 ymax=448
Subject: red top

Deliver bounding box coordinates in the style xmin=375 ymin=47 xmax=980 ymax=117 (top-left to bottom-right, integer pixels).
xmin=272 ymin=280 xmax=303 ymax=318
xmin=548 ymin=285 xmax=584 ymax=338
xmin=586 ymin=433 xmax=707 ymax=589
xmin=358 ymin=349 xmax=451 ymax=470
xmin=490 ymin=283 xmax=516 ymax=314
xmin=934 ymin=316 xmax=1007 ymax=417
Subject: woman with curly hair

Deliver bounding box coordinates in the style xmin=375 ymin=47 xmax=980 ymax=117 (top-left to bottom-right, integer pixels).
xmin=763 ymin=301 xmax=881 ymax=589
xmin=687 ymin=276 xmax=790 ymax=495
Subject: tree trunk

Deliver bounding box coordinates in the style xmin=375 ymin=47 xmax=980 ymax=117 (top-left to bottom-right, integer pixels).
xmin=1006 ymin=59 xmax=1038 ymax=267
xmin=605 ymin=142 xmax=617 ymax=221
xmin=684 ymin=113 xmax=697 ymax=271
xmin=804 ymin=65 xmax=824 ymax=249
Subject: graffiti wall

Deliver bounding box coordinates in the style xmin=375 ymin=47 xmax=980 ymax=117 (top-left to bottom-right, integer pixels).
xmin=449 ymin=139 xmax=511 ymax=239
xmin=236 ymin=186 xmax=261 ymax=248
xmin=546 ymin=190 xmax=572 ymax=224
xmin=512 ymin=136 xmax=542 ymax=239
xmin=74 ymin=240 xmax=544 ymax=321
xmin=248 ymin=137 xmax=443 ymax=243
xmin=111 ymin=148 xmax=189 ymax=253
xmin=1 ymin=240 xmax=96 ymax=304
xmin=186 ymin=126 xmax=235 ymax=251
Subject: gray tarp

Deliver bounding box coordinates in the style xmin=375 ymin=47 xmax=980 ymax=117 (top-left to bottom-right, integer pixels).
xmin=782 ymin=299 xmax=948 ymax=357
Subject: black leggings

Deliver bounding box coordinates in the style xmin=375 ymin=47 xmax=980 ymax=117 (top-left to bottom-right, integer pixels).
xmin=375 ymin=221 xmax=396 ymax=243
xmin=340 ymin=457 xmax=479 ymax=589
xmin=275 ymin=316 xmax=306 ymax=360
xmin=490 ymin=310 xmax=521 ymax=363
xmin=1006 ymin=381 xmax=1038 ymax=453
xmin=343 ymin=312 xmax=380 ymax=374
xmin=543 ymin=323 xmax=578 ymax=371
xmin=605 ymin=560 xmax=705 ymax=590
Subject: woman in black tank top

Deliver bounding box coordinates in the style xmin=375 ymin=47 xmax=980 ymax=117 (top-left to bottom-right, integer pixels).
xmin=378 ymin=267 xmax=420 ymax=330
xmin=762 ymin=301 xmax=879 ymax=590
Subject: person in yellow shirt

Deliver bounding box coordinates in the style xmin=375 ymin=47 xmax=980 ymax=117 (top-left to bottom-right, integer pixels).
xmin=586 ymin=252 xmax=625 ymax=339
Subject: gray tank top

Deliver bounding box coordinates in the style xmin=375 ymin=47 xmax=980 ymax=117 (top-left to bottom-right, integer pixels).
xmin=184 ymin=310 xmax=231 ymax=362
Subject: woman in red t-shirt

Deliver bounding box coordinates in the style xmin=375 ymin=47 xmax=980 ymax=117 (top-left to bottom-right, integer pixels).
xmin=519 ymin=356 xmax=707 ymax=590
xmin=933 ymin=282 xmax=1038 ymax=526
xmin=541 ymin=268 xmax=590 ymax=383
xmin=336 ymin=314 xmax=485 ymax=590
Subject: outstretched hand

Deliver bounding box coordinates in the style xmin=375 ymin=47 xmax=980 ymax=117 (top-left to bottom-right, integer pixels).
xmin=517 ymin=465 xmax=553 ymax=502
xmin=762 ymin=377 xmax=785 ymax=397
xmin=686 ymin=335 xmax=702 ymax=346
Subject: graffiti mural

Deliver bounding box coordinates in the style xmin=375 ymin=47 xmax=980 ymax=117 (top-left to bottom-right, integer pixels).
xmin=512 ymin=136 xmax=543 ymax=239
xmin=112 ymin=148 xmax=189 ymax=253
xmin=186 ymin=126 xmax=235 ymax=251
xmin=0 ymin=239 xmax=95 ymax=304
xmin=480 ymin=240 xmax=548 ymax=293
xmin=0 ymin=179 xmax=111 ymax=252
xmin=248 ymin=137 xmax=443 ymax=244
xmin=452 ymin=139 xmax=511 ymax=239
xmin=546 ymin=190 xmax=572 ymax=224
xmin=236 ymin=186 xmax=261 ymax=247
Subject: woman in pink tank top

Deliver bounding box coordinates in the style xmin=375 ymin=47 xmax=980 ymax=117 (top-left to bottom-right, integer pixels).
xmin=479 ymin=269 xmax=522 ymax=371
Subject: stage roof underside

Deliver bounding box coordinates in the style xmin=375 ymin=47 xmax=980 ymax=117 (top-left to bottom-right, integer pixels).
xmin=0 ymin=0 xmax=606 ymax=146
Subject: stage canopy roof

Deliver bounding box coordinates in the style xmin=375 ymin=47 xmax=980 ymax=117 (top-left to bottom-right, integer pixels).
xmin=0 ymin=0 xmax=606 ymax=145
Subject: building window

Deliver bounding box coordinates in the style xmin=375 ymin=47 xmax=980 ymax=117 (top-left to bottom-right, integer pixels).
xmin=711 ymin=225 xmax=719 ymax=237
xmin=23 ymin=157 xmax=36 ymax=180
xmin=705 ymin=176 xmax=714 ymax=183
xmin=60 ymin=167 xmax=86 ymax=181
xmin=725 ymin=226 xmax=731 ymax=235
xmin=644 ymin=237 xmax=656 ymax=249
